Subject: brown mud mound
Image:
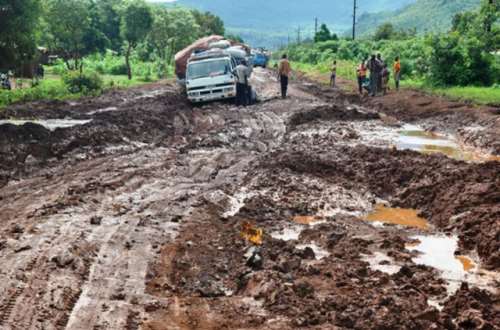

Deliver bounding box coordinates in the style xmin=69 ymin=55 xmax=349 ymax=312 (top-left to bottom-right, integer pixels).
xmin=0 ymin=85 xmax=188 ymax=187
xmin=268 ymin=145 xmax=500 ymax=270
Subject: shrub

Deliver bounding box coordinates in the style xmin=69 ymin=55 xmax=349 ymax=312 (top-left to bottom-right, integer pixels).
xmin=63 ymin=71 xmax=103 ymax=95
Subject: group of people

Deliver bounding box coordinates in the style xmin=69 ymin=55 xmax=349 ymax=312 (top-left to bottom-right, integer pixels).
xmin=356 ymin=55 xmax=401 ymax=96
xmin=245 ymin=53 xmax=401 ymax=103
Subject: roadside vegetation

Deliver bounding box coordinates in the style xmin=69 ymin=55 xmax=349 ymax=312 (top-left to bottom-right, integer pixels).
xmin=277 ymin=0 xmax=500 ymax=104
xmin=0 ymin=0 xmax=231 ymax=108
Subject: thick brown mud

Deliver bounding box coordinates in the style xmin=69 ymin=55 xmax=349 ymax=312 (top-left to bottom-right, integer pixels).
xmin=0 ymin=69 xmax=498 ymax=329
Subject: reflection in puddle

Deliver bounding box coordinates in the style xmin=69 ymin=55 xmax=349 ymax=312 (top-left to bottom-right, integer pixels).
xmin=292 ymin=215 xmax=325 ymax=225
xmin=362 ymin=252 xmax=401 ymax=275
xmin=397 ymin=124 xmax=499 ymax=162
xmin=407 ymin=235 xmax=497 ymax=294
xmin=0 ymin=119 xmax=92 ymax=131
xmin=456 ymin=255 xmax=475 ymax=272
xmin=364 ymin=204 xmax=429 ymax=230
xmin=88 ymin=106 xmax=118 ymax=115
xmin=296 ymin=243 xmax=330 ymax=260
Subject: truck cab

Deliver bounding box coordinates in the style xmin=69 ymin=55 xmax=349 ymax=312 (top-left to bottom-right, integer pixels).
xmin=186 ymin=51 xmax=237 ymax=103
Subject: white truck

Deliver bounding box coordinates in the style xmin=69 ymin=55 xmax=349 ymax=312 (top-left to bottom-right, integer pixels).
xmin=185 ymin=50 xmax=238 ymax=103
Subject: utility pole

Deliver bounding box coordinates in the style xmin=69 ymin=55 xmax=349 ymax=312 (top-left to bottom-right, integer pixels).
xmin=297 ymin=26 xmax=301 ymax=44
xmin=486 ymin=0 xmax=493 ymax=33
xmin=352 ymin=0 xmax=357 ymax=40
xmin=315 ymin=17 xmax=318 ymax=35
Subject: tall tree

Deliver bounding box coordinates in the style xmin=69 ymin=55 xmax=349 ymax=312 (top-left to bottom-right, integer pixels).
xmin=121 ymin=0 xmax=153 ymax=80
xmin=149 ymin=7 xmax=199 ymax=71
xmin=0 ymin=0 xmax=41 ymax=70
xmin=191 ymin=10 xmax=225 ymax=36
xmin=95 ymin=0 xmax=123 ymax=52
xmin=45 ymin=0 xmax=106 ymax=71
xmin=314 ymin=24 xmax=332 ymax=42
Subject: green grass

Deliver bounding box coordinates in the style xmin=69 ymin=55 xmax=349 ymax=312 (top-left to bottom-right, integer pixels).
xmin=401 ymin=79 xmax=500 ymax=105
xmin=0 ymin=73 xmax=155 ymax=108
xmin=290 ymin=60 xmax=500 ymax=105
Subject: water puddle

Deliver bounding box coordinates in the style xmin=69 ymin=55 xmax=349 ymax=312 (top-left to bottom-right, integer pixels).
xmin=292 ymin=215 xmax=326 ymax=226
xmin=456 ymin=255 xmax=475 ymax=271
xmin=364 ymin=204 xmax=429 ymax=230
xmin=0 ymin=119 xmax=92 ymax=131
xmin=296 ymin=243 xmax=330 ymax=260
xmin=362 ymin=251 xmax=401 ymax=275
xmin=222 ymin=190 xmax=256 ymax=218
xmin=407 ymin=234 xmax=497 ymax=294
xmin=397 ymin=124 xmax=498 ymax=162
xmin=88 ymin=106 xmax=118 ymax=115
xmin=271 ymin=226 xmax=302 ymax=241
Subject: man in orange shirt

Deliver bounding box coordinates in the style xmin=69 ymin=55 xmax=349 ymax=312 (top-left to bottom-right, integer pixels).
xmin=356 ymin=60 xmax=368 ymax=95
xmin=393 ymin=56 xmax=401 ymax=91
xmin=278 ymin=54 xmax=292 ymax=99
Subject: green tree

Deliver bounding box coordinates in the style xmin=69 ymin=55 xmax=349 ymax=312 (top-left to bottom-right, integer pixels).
xmin=314 ymin=24 xmax=332 ymax=43
xmin=120 ymin=0 xmax=153 ymax=80
xmin=95 ymin=0 xmax=123 ymax=51
xmin=191 ymin=10 xmax=225 ymax=36
xmin=374 ymin=23 xmax=395 ymax=41
xmin=0 ymin=0 xmax=41 ymax=70
xmin=149 ymin=7 xmax=200 ymax=73
xmin=45 ymin=0 xmax=106 ymax=72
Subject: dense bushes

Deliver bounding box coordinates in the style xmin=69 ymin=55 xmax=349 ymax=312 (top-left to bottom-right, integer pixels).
xmin=51 ymin=51 xmax=168 ymax=82
xmin=281 ymin=35 xmax=498 ymax=86
xmin=63 ymin=71 xmax=103 ymax=95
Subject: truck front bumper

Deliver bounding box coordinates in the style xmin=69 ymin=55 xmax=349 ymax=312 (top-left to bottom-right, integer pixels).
xmin=187 ymin=85 xmax=236 ymax=103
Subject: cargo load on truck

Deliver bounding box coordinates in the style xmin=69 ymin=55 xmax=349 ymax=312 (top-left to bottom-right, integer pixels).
xmin=175 ymin=37 xmax=255 ymax=104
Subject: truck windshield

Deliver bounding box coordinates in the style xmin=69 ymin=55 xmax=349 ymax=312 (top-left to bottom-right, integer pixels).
xmin=187 ymin=59 xmax=230 ymax=79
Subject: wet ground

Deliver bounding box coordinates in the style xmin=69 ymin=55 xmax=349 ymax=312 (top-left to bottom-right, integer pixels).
xmin=0 ymin=69 xmax=499 ymax=329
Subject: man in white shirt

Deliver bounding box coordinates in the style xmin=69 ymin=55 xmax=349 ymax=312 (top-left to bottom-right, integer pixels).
xmin=235 ymin=60 xmax=249 ymax=106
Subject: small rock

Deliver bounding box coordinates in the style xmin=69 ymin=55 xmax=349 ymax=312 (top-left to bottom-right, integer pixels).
xmin=11 ymin=224 xmax=24 ymax=234
xmin=246 ymin=247 xmax=263 ymax=270
xmin=90 ymin=216 xmax=102 ymax=225
xmin=414 ymin=308 xmax=440 ymax=322
xmin=14 ymin=244 xmax=31 ymax=253
xmin=51 ymin=251 xmax=75 ymax=268
xmin=293 ymin=281 xmax=315 ymax=298
xmin=298 ymin=246 xmax=316 ymax=260
xmin=397 ymin=265 xmax=414 ymax=278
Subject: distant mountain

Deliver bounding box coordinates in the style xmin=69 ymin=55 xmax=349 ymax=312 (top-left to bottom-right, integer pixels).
xmin=355 ymin=0 xmax=481 ymax=36
xmin=152 ymin=0 xmax=415 ymax=47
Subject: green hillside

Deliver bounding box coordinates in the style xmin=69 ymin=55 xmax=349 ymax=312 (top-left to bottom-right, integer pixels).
xmin=153 ymin=0 xmax=415 ymax=47
xmin=356 ymin=0 xmax=481 ymax=36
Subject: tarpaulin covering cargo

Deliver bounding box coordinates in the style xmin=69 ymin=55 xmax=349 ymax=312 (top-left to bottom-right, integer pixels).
xmin=174 ymin=35 xmax=224 ymax=80
xmin=175 ymin=36 xmax=252 ymax=80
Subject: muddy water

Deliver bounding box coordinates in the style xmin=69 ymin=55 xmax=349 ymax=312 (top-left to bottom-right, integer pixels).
xmin=364 ymin=204 xmax=429 ymax=230
xmin=0 ymin=119 xmax=92 ymax=131
xmin=397 ymin=124 xmax=498 ymax=162
xmin=407 ymin=235 xmax=498 ymax=294
xmin=292 ymin=215 xmax=320 ymax=225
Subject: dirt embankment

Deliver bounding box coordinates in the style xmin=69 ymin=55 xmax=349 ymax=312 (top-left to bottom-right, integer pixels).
xmin=0 ymin=69 xmax=498 ymax=329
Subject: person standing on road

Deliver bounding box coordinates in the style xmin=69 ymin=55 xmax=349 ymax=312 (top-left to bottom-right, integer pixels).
xmin=330 ymin=60 xmax=337 ymax=88
xmin=278 ymin=54 xmax=291 ymax=99
xmin=367 ymin=55 xmax=380 ymax=97
xmin=356 ymin=60 xmax=368 ymax=95
xmin=393 ymin=56 xmax=401 ymax=91
xmin=235 ymin=60 xmax=249 ymax=106
xmin=376 ymin=54 xmax=384 ymax=94
xmin=381 ymin=63 xmax=390 ymax=95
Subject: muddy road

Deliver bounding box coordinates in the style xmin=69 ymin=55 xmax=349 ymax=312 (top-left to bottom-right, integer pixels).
xmin=0 ymin=69 xmax=499 ymax=329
